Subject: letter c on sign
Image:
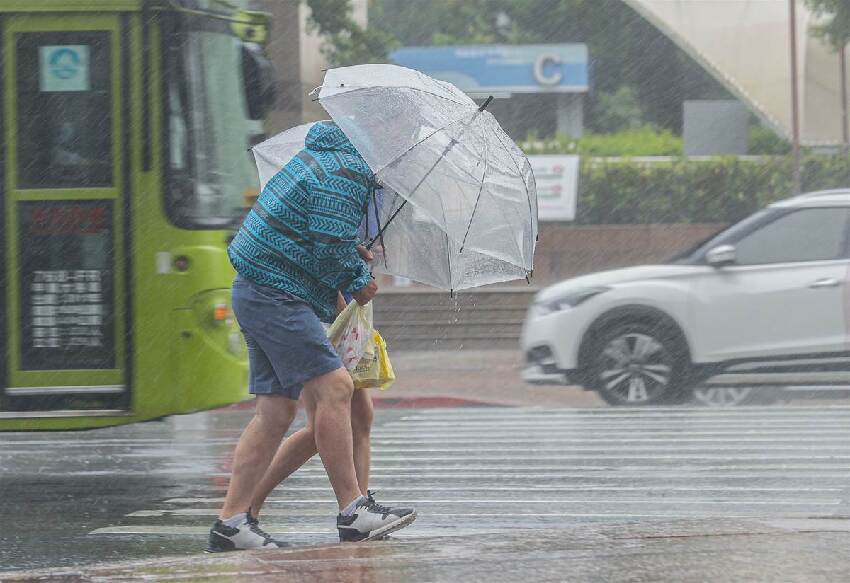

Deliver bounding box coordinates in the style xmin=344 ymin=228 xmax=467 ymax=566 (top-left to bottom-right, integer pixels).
xmin=533 ymin=53 xmax=562 ymax=86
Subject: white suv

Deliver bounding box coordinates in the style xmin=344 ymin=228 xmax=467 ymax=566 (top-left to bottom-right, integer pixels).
xmin=521 ymin=190 xmax=850 ymax=405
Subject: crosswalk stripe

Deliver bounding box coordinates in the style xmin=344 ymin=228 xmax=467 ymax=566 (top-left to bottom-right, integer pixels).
xmin=370 ymin=430 xmax=850 ymax=437
xmin=85 ymin=406 xmax=850 ymax=540
xmin=187 ymin=472 xmax=850 ymax=481
xmin=163 ymin=497 xmax=840 ymax=506
xmin=121 ymin=509 xmax=840 ymax=519
xmin=408 ymin=405 xmax=850 ymax=414
xmin=157 ymin=485 xmax=843 ymax=493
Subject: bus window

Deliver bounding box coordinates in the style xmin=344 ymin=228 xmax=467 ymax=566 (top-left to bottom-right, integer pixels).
xmin=163 ymin=16 xmax=258 ymax=228
xmin=15 ymin=33 xmax=113 ymax=188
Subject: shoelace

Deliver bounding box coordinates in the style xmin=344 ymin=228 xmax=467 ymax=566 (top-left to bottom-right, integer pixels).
xmin=246 ymin=517 xmax=274 ymax=542
xmin=365 ymin=490 xmax=392 ymax=515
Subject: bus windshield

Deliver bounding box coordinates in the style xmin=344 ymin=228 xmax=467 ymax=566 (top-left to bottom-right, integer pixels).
xmin=164 ymin=15 xmax=259 ymax=228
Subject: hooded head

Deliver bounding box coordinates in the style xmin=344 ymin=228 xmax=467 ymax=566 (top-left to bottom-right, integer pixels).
xmin=305 ymin=121 xmax=360 ymax=156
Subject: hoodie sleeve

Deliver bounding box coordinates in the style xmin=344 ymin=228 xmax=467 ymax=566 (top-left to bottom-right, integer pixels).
xmin=307 ymin=190 xmax=372 ymax=294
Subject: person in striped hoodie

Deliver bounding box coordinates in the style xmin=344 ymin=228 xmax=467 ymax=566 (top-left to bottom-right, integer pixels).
xmin=208 ymin=122 xmax=415 ymax=552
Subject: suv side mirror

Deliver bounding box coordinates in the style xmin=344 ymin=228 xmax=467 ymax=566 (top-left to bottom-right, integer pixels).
xmin=242 ymin=42 xmax=276 ymax=120
xmin=706 ymin=245 xmax=737 ymax=267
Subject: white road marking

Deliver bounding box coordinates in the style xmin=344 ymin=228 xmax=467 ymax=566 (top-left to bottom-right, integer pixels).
xmin=123 ymin=508 xmax=834 ymax=519
xmin=9 ymin=444 xmax=849 ymax=458
xmin=163 ymin=497 xmax=840 ymax=506
xmin=88 ymin=524 xmax=639 ymax=536
xmin=345 ymin=455 xmax=850 ymax=462
xmin=78 ymin=406 xmax=850 ymax=540
xmin=371 ymin=430 xmax=850 ymax=438
xmin=409 ymin=405 xmax=850 ymax=415
xmin=162 ymin=485 xmax=842 ymax=493
xmin=187 ymin=472 xmax=850 ymax=481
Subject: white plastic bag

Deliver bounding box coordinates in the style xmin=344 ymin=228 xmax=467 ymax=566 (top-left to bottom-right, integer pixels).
xmin=327 ymin=301 xmax=374 ymax=371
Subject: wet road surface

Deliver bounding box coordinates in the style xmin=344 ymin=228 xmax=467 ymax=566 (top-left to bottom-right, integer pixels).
xmin=2 ymin=405 xmax=850 ymax=580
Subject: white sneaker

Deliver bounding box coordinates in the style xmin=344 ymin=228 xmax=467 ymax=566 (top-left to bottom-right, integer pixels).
xmin=336 ymin=493 xmax=416 ymax=542
xmin=207 ymin=514 xmax=282 ymax=552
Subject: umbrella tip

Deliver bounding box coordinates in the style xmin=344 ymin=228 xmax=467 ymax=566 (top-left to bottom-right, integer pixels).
xmin=478 ymin=95 xmax=493 ymax=112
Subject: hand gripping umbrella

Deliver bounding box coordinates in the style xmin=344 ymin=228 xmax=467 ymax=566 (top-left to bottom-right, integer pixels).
xmin=314 ymin=64 xmax=538 ymax=291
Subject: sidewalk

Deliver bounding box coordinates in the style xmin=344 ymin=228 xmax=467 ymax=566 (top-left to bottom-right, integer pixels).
xmin=379 ymin=349 xmax=604 ymax=407
xmin=6 ymin=519 xmax=849 ymax=582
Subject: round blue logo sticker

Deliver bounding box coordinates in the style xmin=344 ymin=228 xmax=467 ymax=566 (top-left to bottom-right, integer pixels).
xmin=49 ymin=48 xmax=81 ymax=80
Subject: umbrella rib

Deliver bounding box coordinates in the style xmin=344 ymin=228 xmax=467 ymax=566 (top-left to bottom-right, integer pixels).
xmin=367 ymin=111 xmax=483 ymax=249
xmin=488 ymin=124 xmax=537 ymax=247
xmin=372 ymin=110 xmax=476 ymax=177
xmin=459 ymin=126 xmax=489 ymax=253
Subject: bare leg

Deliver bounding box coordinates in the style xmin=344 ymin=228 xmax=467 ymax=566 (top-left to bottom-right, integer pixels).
xmin=219 ymin=395 xmax=297 ymax=519
xmin=250 ymin=388 xmax=376 ymax=515
xmin=302 ymin=367 xmax=361 ymax=509
xmin=250 ymin=424 xmax=317 ymax=516
xmin=350 ymin=389 xmax=374 ymax=494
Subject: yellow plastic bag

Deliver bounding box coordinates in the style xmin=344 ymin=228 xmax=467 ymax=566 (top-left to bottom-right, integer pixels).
xmin=351 ymin=331 xmax=396 ymax=390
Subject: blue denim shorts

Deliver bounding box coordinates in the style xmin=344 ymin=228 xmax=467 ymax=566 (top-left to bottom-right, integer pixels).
xmin=232 ymin=275 xmax=343 ymax=400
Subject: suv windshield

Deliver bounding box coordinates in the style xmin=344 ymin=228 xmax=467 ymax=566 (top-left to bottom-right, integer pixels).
xmin=163 ymin=12 xmax=259 ymax=228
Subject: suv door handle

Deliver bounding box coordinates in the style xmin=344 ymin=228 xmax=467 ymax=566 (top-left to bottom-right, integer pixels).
xmin=809 ymin=278 xmax=842 ymax=289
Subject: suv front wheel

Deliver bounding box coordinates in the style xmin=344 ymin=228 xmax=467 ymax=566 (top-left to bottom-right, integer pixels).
xmin=586 ymin=322 xmax=691 ymax=406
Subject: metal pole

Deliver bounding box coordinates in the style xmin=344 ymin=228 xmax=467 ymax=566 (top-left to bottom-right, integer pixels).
xmin=789 ymin=0 xmax=802 ymax=194
xmin=840 ymin=43 xmax=849 ymax=155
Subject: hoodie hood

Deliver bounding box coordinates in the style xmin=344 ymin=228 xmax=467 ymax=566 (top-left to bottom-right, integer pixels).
xmin=305 ymin=121 xmax=360 ymax=156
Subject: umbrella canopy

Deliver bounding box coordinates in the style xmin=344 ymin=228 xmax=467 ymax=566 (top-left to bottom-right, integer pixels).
xmin=316 ymin=64 xmax=538 ymax=290
xmin=367 ymin=186 xmax=533 ymax=290
xmin=250 ymin=121 xmax=324 ymax=190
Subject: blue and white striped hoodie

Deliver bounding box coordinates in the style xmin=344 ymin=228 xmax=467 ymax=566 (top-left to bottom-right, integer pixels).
xmin=228 ymin=121 xmax=373 ymax=322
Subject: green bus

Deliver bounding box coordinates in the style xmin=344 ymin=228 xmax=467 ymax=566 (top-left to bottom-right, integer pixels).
xmin=0 ymin=0 xmax=275 ymax=430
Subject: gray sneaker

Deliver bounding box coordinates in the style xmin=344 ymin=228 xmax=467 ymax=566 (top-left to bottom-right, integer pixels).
xmin=337 ymin=493 xmax=416 ymax=542
xmin=207 ymin=514 xmax=282 ymax=552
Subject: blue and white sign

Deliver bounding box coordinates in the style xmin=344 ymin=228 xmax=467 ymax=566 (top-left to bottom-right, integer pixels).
xmin=40 ymin=45 xmax=90 ymax=92
xmin=391 ymin=44 xmax=588 ymax=95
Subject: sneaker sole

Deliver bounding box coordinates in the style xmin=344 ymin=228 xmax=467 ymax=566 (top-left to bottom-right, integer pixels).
xmin=361 ymin=511 xmax=417 ymax=542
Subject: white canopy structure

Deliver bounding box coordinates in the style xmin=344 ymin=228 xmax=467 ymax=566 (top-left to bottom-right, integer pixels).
xmin=624 ymin=0 xmax=848 ymax=146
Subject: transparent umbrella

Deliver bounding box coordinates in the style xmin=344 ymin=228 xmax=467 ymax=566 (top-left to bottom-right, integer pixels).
xmin=250 ymin=121 xmax=324 ymax=190
xmin=365 ymin=186 xmax=535 ymax=290
xmin=315 ymin=64 xmax=538 ymax=290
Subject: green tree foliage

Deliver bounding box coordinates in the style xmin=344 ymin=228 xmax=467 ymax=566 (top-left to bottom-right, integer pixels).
xmin=747 ymin=125 xmax=792 ymax=155
xmin=592 ymin=86 xmax=645 ymax=133
xmin=305 ymin=0 xmax=397 ymax=66
xmin=806 ymin=0 xmax=850 ymax=50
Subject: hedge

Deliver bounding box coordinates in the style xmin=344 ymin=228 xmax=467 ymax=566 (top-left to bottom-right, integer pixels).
xmin=573 ymin=155 xmax=850 ymax=224
xmin=523 ymin=126 xmax=683 ymax=157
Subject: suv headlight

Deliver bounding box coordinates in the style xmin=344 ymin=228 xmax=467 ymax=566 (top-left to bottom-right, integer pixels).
xmin=532 ymin=286 xmax=610 ymax=317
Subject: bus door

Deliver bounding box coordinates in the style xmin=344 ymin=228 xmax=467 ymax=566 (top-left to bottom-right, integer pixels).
xmin=1 ymin=14 xmax=129 ymax=415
